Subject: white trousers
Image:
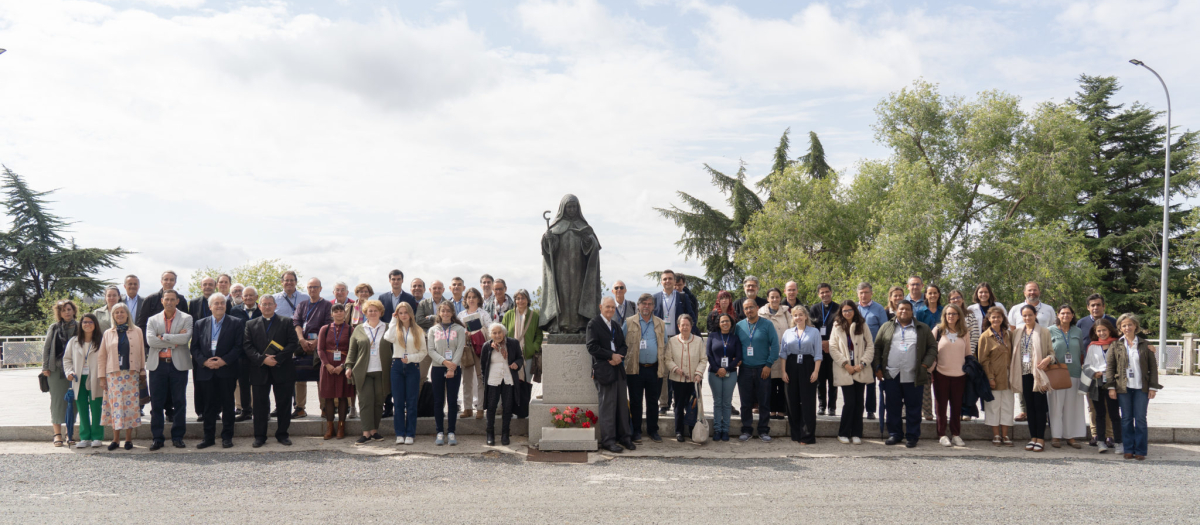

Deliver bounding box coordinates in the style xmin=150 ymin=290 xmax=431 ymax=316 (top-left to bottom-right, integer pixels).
xmin=984 ymin=389 xmax=1015 ymax=427
xmin=1047 ymin=378 xmax=1087 ymax=439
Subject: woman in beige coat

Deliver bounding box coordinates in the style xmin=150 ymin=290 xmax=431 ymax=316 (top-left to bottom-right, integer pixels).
xmin=829 ymin=300 xmax=873 ymax=444
xmin=758 ymin=288 xmax=793 ymax=420
xmin=977 ymin=306 xmax=1015 ymax=446
xmin=665 ymin=314 xmax=708 ymax=442
xmin=1012 ymin=304 xmax=1055 ymax=452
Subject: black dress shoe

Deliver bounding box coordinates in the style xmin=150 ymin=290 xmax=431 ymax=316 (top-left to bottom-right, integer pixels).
xmin=222 ymin=440 xmax=234 ymax=448
xmin=196 ymin=441 xmax=215 ymax=450
xmin=269 ymin=410 xmax=277 ymax=418
xmin=108 ymin=441 xmax=120 ymax=451
xmin=658 ymin=407 xmax=669 ymax=415
xmin=381 ymin=410 xmax=394 ymax=419
xmin=486 ymin=434 xmax=495 ymax=446
xmin=234 ymin=414 xmax=251 ymax=422
xmin=649 ymin=433 xmax=663 ymax=443
xmin=885 ymin=436 xmax=901 ymax=446
xmin=676 ymin=433 xmax=685 ymax=443
xmin=631 ymin=434 xmax=642 ymax=444
xmin=605 ymin=444 xmax=624 ymax=453
xmin=173 ymin=440 xmax=186 ymax=448
xmin=252 ymin=440 xmax=265 ymax=448
xmin=906 ymin=441 xmax=917 ymax=448
xmin=731 ymin=407 xmax=740 ymax=416
xmin=277 ymin=438 xmax=292 ymax=446
xmin=866 ymin=413 xmax=876 ymax=420
xmin=370 ymin=433 xmax=383 ymax=441
xmin=620 ymin=440 xmax=636 ymax=451
xmin=501 ymin=434 xmax=510 ymax=446
xmin=149 ymin=441 xmax=164 ymax=452
xmin=124 ymin=441 xmax=133 ymax=450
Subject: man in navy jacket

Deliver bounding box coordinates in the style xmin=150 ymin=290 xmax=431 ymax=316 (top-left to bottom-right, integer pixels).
xmin=191 ymin=293 xmax=244 ymax=449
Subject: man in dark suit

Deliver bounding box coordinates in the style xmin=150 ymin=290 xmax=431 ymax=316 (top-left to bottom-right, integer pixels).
xmin=191 ymin=293 xmax=244 ymax=449
xmin=586 ymin=297 xmax=635 ymax=453
xmin=189 ymin=276 xmax=218 ymax=419
xmin=229 ymin=286 xmax=262 ymax=422
xmin=243 ymin=295 xmax=300 ymax=447
xmin=379 ymin=269 xmax=418 ymax=322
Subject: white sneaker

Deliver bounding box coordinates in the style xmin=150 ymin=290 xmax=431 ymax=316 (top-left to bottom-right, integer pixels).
xmin=404 ymin=436 xmax=413 ymax=445
xmin=435 ymin=433 xmax=445 ymax=446
xmin=851 ymin=437 xmax=862 ymax=445
xmin=75 ymin=440 xmax=90 ymax=449
xmin=395 ymin=437 xmax=405 ymax=445
xmin=91 ymin=440 xmax=102 ymax=448
xmin=940 ymin=436 xmax=952 ymax=447
xmin=1117 ymin=444 xmax=1124 ymax=454
xmin=952 ymin=436 xmax=965 ymax=447
xmin=837 ymin=436 xmax=850 ymax=444
xmin=448 ymin=433 xmax=457 ymax=446
xmin=1098 ymin=442 xmax=1109 ymax=453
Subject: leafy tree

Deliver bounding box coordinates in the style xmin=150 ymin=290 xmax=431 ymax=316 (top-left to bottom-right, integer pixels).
xmin=188 ymin=259 xmax=298 ymax=298
xmin=0 ymin=167 xmax=128 ymax=334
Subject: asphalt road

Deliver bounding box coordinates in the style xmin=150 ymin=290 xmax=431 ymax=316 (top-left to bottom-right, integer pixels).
xmin=3 ymin=451 xmax=1199 ymax=523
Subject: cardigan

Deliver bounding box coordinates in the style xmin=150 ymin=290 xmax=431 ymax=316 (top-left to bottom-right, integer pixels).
xmin=96 ymin=325 xmax=147 ymax=391
xmin=502 ymin=308 xmax=543 ymax=360
xmin=62 ymin=336 xmax=103 ymax=394
xmin=664 ymin=334 xmax=707 ymax=383
xmin=346 ymin=321 xmax=394 ymax=391
xmin=707 ymin=330 xmax=743 ymax=374
xmin=623 ymin=315 xmax=667 ymax=377
xmin=829 ymin=322 xmax=874 ymax=386
xmin=977 ymin=327 xmax=1014 ymax=391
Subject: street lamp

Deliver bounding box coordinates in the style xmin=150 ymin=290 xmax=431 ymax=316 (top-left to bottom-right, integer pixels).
xmin=1129 ymin=59 xmax=1171 ymax=351
xmin=0 ymin=49 xmax=6 ymax=55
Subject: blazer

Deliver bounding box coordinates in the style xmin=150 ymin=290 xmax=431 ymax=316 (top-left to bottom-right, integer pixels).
xmin=502 ymin=308 xmax=543 ymax=360
xmin=872 ymin=319 xmax=938 ymax=386
xmin=1104 ymin=337 xmax=1163 ymax=394
xmin=188 ymin=294 xmax=214 ymax=321
xmin=41 ymin=321 xmax=77 ymax=373
xmin=585 ymin=315 xmax=628 ymax=382
xmin=478 ymin=337 xmax=524 ymax=387
xmin=829 ymin=322 xmax=875 ymax=386
xmin=415 ymin=296 xmax=446 ymax=330
xmin=136 ymin=289 xmax=188 ymax=342
xmin=96 ymin=326 xmax=147 ymax=391
xmin=379 ymin=290 xmax=418 ymax=323
xmin=190 ymin=315 xmax=244 ymax=380
xmin=665 ymin=334 xmax=707 ymax=382
xmin=977 ymin=327 xmax=1014 ymax=391
xmin=346 ymin=321 xmax=394 ymax=391
xmin=62 ymin=336 xmax=103 ymax=394
xmin=121 ymin=295 xmax=145 ymax=329
xmin=242 ymin=314 xmax=300 ymax=385
xmin=93 ymin=305 xmax=118 ymax=333
xmin=623 ymin=315 xmax=667 ymax=377
xmin=231 ymin=303 xmax=262 ymax=322
xmin=652 ymin=290 xmax=701 ymax=336
xmin=613 ymin=299 xmax=638 ymax=326
xmin=145 ymin=310 xmax=194 ymax=372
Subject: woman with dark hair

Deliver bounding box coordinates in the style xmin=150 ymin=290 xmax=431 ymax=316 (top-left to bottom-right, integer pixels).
xmin=317 ymin=303 xmax=354 ymax=440
xmin=1014 ymin=304 xmax=1055 ymax=452
xmin=915 ymin=285 xmax=943 ymax=421
xmin=1082 ymin=318 xmax=1120 ymax=453
xmin=63 ymin=313 xmax=104 ymax=448
xmin=978 ymin=306 xmax=1015 ymax=446
xmin=932 ymin=304 xmax=970 ymax=447
xmin=41 ymin=299 xmax=79 ymax=447
xmin=967 ymin=283 xmax=1005 ymax=348
xmin=707 ymin=290 xmax=736 ymax=334
xmin=502 ymin=289 xmax=541 ymax=417
xmin=706 ymin=312 xmax=741 ymax=441
xmin=829 ymin=300 xmax=872 ymax=444
xmin=1048 ymin=304 xmax=1086 ymax=449
xmin=426 ymin=301 xmax=468 ymax=446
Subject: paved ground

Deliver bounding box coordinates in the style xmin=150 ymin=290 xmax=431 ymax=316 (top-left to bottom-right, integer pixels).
xmin=5 ymin=367 xmax=1200 ymax=428
xmin=2 ymin=439 xmax=1199 ymax=523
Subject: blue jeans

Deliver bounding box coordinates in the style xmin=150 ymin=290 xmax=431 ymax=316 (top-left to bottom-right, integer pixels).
xmin=431 ymin=368 xmax=462 ymax=434
xmin=1118 ymin=389 xmax=1150 ymax=456
xmin=881 ymin=378 xmax=923 ymax=443
xmin=149 ymin=367 xmax=189 ymax=442
xmin=708 ymin=371 xmax=737 ymax=433
xmin=390 ymin=360 xmax=420 ymax=438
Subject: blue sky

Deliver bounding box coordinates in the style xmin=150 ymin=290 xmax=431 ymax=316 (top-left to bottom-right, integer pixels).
xmin=0 ymin=0 xmax=1194 ymax=300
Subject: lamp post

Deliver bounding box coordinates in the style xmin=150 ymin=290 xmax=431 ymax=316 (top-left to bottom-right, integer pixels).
xmin=1129 ymin=59 xmax=1171 ymax=350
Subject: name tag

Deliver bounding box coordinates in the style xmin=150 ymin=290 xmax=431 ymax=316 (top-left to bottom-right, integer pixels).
xmin=664 ymin=319 xmax=673 ymax=326
xmin=721 ymin=357 xmax=729 ymax=368
xmin=307 ymin=333 xmax=318 ymax=340
xmin=1064 ymin=352 xmax=1072 ymax=364
xmin=948 ymin=333 xmax=957 ymax=343
xmin=610 ymin=342 xmax=616 ymax=352
xmin=83 ymin=365 xmax=90 ymax=375
xmin=444 ymin=350 xmax=453 ymax=361
xmin=118 ymin=355 xmax=124 ymax=367
xmin=746 ymin=346 xmax=754 ymax=357
xmin=901 ymin=344 xmax=911 ymax=353
xmin=849 ymin=350 xmax=855 ymax=362
xmin=639 ymin=340 xmax=647 ymax=350
xmin=1023 ymin=353 xmax=1031 ymax=364
xmin=211 ymin=340 xmax=217 ymax=352
xmin=370 ymin=346 xmax=379 ymax=357
xmin=333 ymin=351 xmax=341 ymax=361
xmin=1127 ymin=367 xmax=1135 ymax=379
xmin=820 ymin=326 xmax=827 ymax=336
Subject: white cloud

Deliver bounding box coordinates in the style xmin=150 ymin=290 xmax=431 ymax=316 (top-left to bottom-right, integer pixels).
xmin=130 ymin=0 xmax=205 ymax=8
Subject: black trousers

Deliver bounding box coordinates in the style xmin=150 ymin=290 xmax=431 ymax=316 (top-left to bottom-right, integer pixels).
xmin=595 ymin=374 xmax=631 ymax=448
xmin=1095 ymin=394 xmax=1122 ymax=443
xmin=198 ymin=376 xmax=237 ymax=442
xmin=193 ymin=377 xmax=205 ymax=417
xmin=817 ymin=354 xmax=838 ymax=412
xmin=671 ymin=380 xmax=697 ymax=436
xmin=865 ymin=380 xmax=877 ymax=415
xmin=839 ymin=383 xmax=866 ymax=438
xmin=238 ymin=364 xmax=253 ymax=413
xmin=1023 ymin=374 xmax=1048 ymax=440
xmin=484 ymin=383 xmax=515 ymax=436
xmin=770 ymin=377 xmax=788 ymax=414
xmin=737 ymin=365 xmax=771 ymax=435
xmin=252 ymin=378 xmax=294 ymax=441
xmin=784 ymin=355 xmax=817 ymax=443
xmin=626 ymin=364 xmax=661 ymax=438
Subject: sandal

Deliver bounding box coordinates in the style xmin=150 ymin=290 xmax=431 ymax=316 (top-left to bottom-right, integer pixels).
xmin=1033 ymin=442 xmax=1044 ymax=452
xmin=1067 ymin=440 xmax=1082 ymax=449
xmin=1002 ymin=437 xmax=1014 ymax=447
xmin=992 ymin=435 xmax=1002 ymax=446
xmin=1051 ymin=439 xmax=1062 ymax=448
xmin=1025 ymin=441 xmax=1035 ymax=451
xmin=52 ymin=434 xmax=63 ymax=447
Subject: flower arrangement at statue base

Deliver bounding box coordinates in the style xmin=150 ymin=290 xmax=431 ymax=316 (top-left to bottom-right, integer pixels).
xmin=540 ymin=406 xmax=600 ymax=451
xmin=549 ymin=406 xmax=597 ymax=429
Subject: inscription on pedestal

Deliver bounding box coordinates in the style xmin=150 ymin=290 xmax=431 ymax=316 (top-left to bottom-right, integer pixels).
xmin=541 ymin=343 xmax=598 ymax=405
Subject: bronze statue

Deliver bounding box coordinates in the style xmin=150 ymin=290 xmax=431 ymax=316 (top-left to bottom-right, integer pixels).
xmin=539 ymin=194 xmax=601 ymax=334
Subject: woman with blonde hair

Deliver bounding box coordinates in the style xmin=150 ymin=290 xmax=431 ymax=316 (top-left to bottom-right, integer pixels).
xmin=1014 ymin=304 xmax=1055 ymax=452
xmin=351 ymin=283 xmax=374 ymax=327
xmin=932 ymin=304 xmax=970 ymax=446
xmin=885 ymin=286 xmax=905 ymax=319
xmin=345 ymin=299 xmax=393 ymax=445
xmin=41 ymin=299 xmax=79 ymax=447
xmin=1106 ymin=313 xmax=1162 ymax=460
xmin=386 ymin=301 xmax=426 ymax=445
xmin=98 ymin=303 xmax=145 ymax=450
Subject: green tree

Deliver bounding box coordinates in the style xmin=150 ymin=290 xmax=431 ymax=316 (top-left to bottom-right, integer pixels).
xmin=188 ymin=259 xmax=298 ymax=298
xmin=0 ymin=167 xmax=128 ymax=334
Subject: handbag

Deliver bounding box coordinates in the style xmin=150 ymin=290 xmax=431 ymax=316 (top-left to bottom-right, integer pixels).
xmin=691 ymin=381 xmax=709 ymax=444
xmin=1045 ymin=363 xmax=1072 ymax=390
xmin=460 ymin=342 xmax=477 ymax=368
xmin=39 ymin=374 xmax=50 ymax=393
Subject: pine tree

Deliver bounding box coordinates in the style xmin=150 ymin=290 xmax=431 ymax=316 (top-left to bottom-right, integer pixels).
xmin=1068 ymin=75 xmax=1199 ymax=316
xmin=0 ymin=167 xmax=129 ymax=333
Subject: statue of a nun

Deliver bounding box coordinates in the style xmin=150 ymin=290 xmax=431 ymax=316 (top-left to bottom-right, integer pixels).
xmin=539 ymin=194 xmax=602 ymax=334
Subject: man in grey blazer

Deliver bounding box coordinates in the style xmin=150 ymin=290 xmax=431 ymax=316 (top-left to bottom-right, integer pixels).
xmin=612 ymin=281 xmax=637 ymax=326
xmin=145 ymin=290 xmax=194 ymax=451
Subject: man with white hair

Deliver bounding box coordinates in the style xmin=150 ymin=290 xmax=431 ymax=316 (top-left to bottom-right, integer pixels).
xmin=191 ymin=293 xmax=244 ymax=449
xmin=229 ymin=283 xmax=245 ymax=307
xmin=587 ymin=297 xmax=634 ymax=453
xmin=189 ymin=276 xmax=218 ymax=419
xmin=231 ymin=286 xmax=263 ymax=421
xmin=611 ymin=280 xmax=636 ymax=326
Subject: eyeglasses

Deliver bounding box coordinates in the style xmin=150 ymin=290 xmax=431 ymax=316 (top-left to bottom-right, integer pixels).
xmin=613 ymin=286 xmax=625 ymax=290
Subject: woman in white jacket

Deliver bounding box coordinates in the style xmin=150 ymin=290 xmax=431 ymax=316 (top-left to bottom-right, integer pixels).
xmin=665 ymin=314 xmax=707 ymax=442
xmin=829 ymin=301 xmax=873 ymax=444
xmin=63 ymin=313 xmax=104 ymax=448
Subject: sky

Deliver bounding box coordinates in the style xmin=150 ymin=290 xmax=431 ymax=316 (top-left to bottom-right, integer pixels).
xmin=0 ymin=0 xmax=1195 ymax=300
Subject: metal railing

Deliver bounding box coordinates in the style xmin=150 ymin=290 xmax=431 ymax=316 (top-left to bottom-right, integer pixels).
xmin=0 ymin=335 xmax=46 ymax=368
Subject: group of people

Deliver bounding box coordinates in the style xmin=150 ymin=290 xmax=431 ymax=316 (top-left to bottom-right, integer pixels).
xmin=41 ymin=270 xmax=539 ymax=449
xmin=587 ymin=273 xmax=1162 ymax=461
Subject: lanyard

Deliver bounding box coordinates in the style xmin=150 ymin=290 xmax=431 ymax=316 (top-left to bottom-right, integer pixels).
xmin=211 ymin=317 xmax=223 ymax=344
xmin=283 ymin=293 xmax=296 ymax=311
xmin=719 ymin=333 xmax=730 ymax=356
xmin=332 ymin=324 xmax=342 ymax=349
xmin=820 ymin=303 xmax=832 ymax=326
xmin=402 ymin=327 xmax=411 ymax=348
xmin=1023 ymin=329 xmax=1032 ymax=355
xmin=663 ymin=291 xmax=676 ymax=314
xmin=747 ymin=319 xmax=759 ymax=340
xmin=304 ymin=302 xmax=321 ymax=330
xmin=366 ymin=323 xmax=382 ymax=348
xmin=899 ymin=323 xmax=911 ymax=348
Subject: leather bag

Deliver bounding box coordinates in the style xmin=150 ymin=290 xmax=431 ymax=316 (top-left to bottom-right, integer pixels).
xmin=1045 ymin=363 xmax=1072 ymax=390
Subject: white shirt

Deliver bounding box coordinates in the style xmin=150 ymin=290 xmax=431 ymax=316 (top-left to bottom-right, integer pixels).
xmin=1007 ymin=301 xmax=1055 ymax=330
xmin=486 ymin=342 xmax=513 ymax=387
xmin=364 ymin=322 xmax=384 ymax=373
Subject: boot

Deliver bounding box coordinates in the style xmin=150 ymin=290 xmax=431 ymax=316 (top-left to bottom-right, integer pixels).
xmin=336 ymin=421 xmax=346 ymax=439
xmin=486 ymin=432 xmax=495 ymax=446
xmin=324 ymin=421 xmax=334 ymax=440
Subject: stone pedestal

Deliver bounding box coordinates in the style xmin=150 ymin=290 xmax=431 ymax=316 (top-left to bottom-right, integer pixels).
xmin=528 ymin=334 xmax=600 ymax=448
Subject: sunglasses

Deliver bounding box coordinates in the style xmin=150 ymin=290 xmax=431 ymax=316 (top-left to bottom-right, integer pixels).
xmin=613 ymin=286 xmax=625 ymax=290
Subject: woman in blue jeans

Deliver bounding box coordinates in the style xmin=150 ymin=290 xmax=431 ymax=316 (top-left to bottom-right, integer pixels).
xmin=426 ymin=301 xmax=467 ymax=446
xmin=386 ymin=302 xmax=426 ymax=445
xmin=706 ymin=313 xmax=741 ymax=441
xmin=1106 ymin=313 xmax=1162 ymax=460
